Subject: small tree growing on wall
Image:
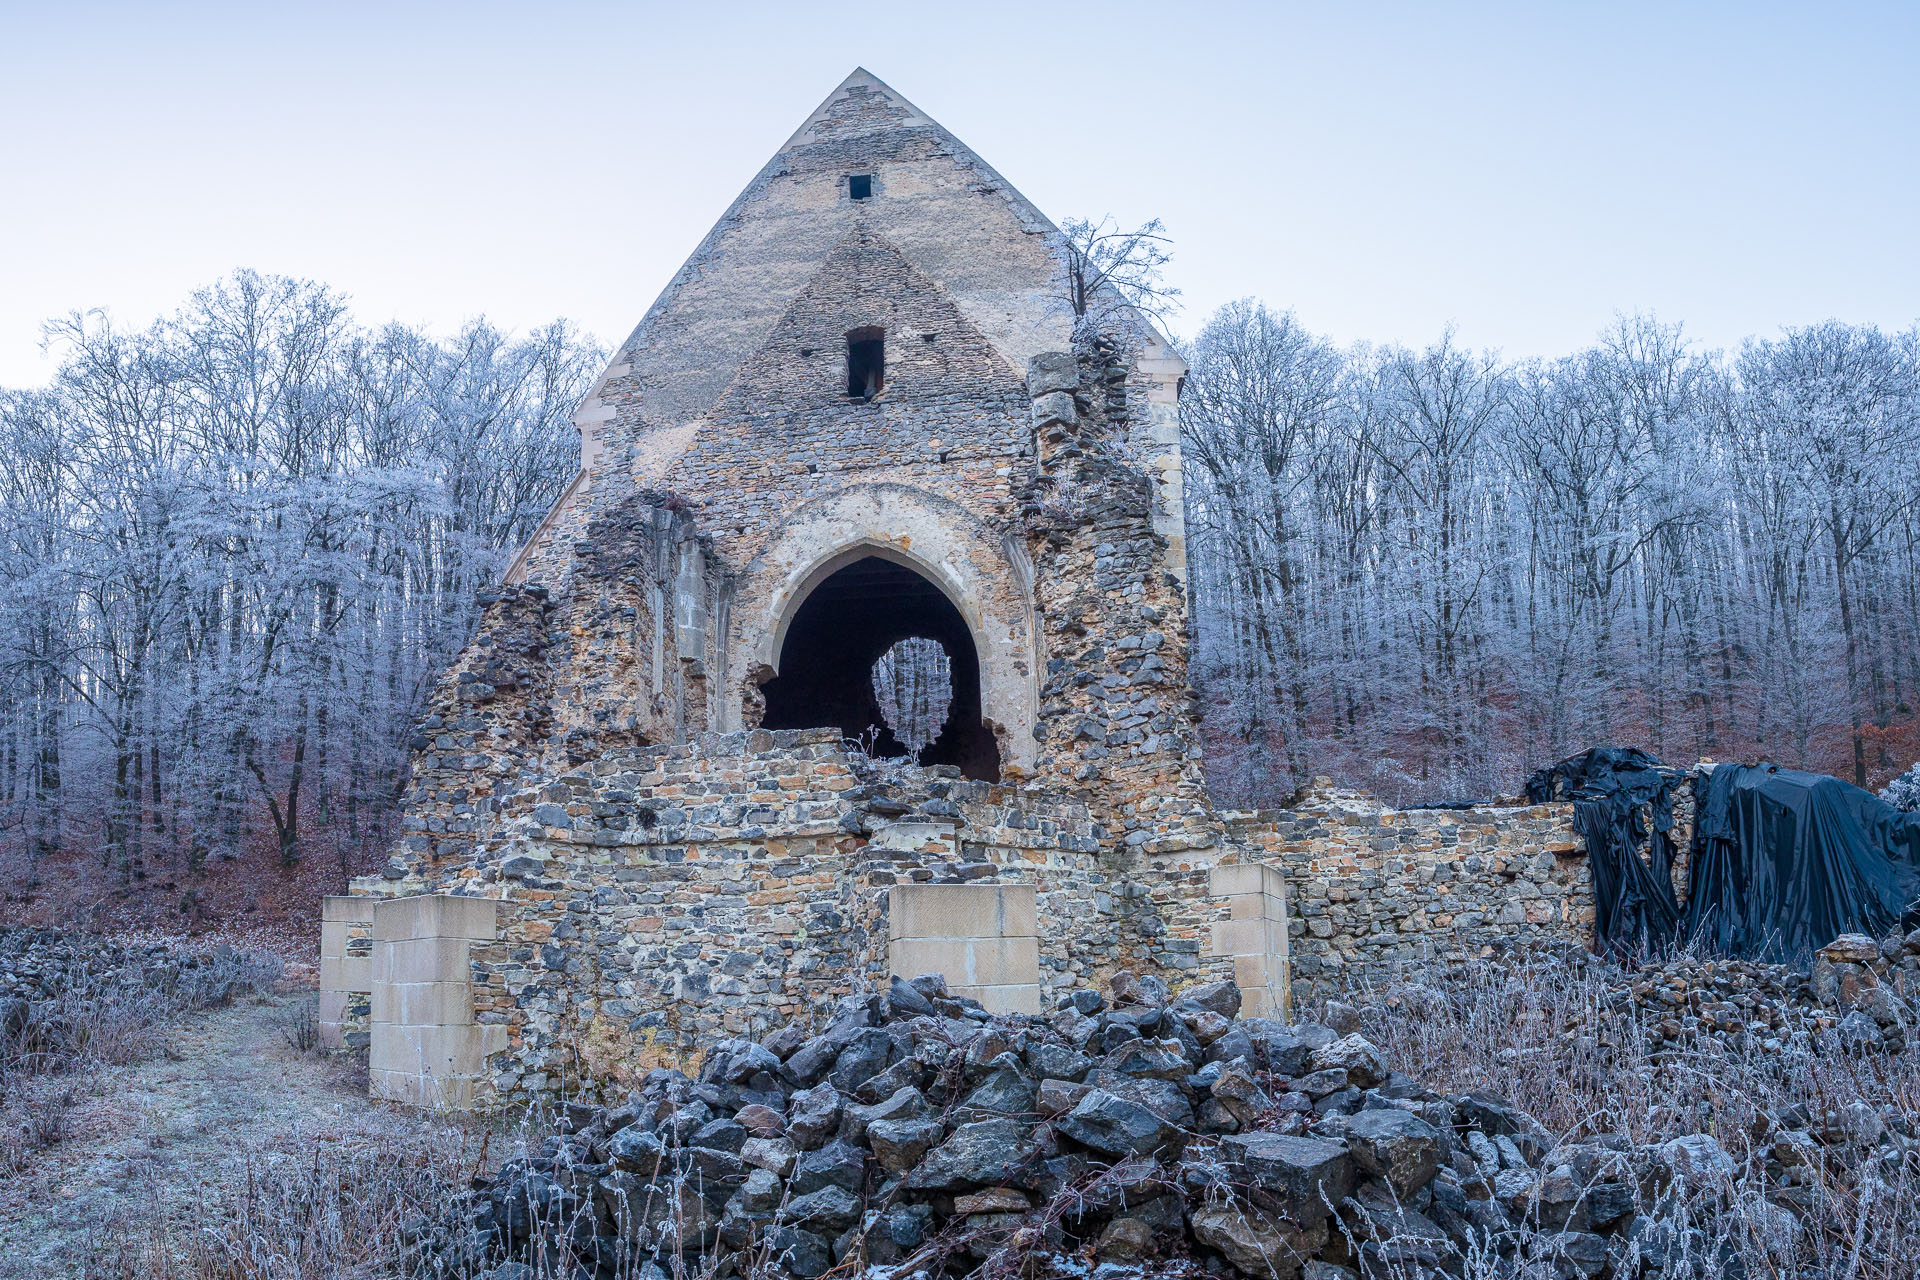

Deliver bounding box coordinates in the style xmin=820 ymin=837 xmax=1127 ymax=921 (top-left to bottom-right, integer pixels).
xmin=1058 ymin=215 xmax=1181 ymax=336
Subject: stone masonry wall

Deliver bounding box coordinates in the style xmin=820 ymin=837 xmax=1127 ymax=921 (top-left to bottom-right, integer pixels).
xmin=366 ymin=730 xmax=1132 ymax=1106
xmin=348 ymin=727 xmax=1600 ymax=1107
xmin=1019 ymin=339 xmax=1240 ymax=984
xmin=1227 ymin=780 xmax=1592 ymax=1007
xmin=380 ymin=586 xmax=556 ymax=883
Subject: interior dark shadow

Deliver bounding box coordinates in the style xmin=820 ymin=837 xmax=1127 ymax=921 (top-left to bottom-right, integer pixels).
xmin=760 ymin=555 xmax=1000 ymax=781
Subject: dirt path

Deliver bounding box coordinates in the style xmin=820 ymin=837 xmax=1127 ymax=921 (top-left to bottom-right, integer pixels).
xmin=0 ymin=989 xmax=463 ymax=1278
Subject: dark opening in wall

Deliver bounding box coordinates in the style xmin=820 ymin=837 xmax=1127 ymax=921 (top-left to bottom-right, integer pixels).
xmin=761 ymin=555 xmax=999 ymax=780
xmin=849 ymin=173 xmax=873 ymax=200
xmin=847 ymin=328 xmax=884 ymax=399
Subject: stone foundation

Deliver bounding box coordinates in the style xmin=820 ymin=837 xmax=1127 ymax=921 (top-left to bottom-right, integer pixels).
xmin=1207 ymin=862 xmax=1292 ymax=1018
xmin=887 ymin=883 xmax=1041 ymax=1013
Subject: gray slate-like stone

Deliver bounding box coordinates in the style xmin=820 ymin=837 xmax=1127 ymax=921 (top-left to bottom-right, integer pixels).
xmin=903 ymin=1118 xmax=1045 ymax=1191
xmin=1057 ymin=1089 xmax=1184 ymax=1157
xmin=1220 ymin=1132 xmax=1355 ymax=1228
xmin=1345 ymin=1108 xmax=1441 ymax=1195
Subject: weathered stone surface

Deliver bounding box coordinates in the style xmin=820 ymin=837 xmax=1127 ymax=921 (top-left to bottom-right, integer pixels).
xmin=731 ymin=1166 xmax=781 ymax=1216
xmin=953 ymin=1186 xmax=1031 ymax=1215
xmin=786 ymin=1083 xmax=843 ymax=1151
xmin=1220 ymin=1133 xmax=1354 ymax=1227
xmin=1095 ymin=1216 xmax=1156 ymax=1260
xmin=903 ymin=1119 xmax=1044 ymax=1191
xmin=1655 ymin=1133 xmax=1737 ymax=1191
xmin=1820 ymin=934 xmax=1882 ymax=964
xmin=1211 ymin=1063 xmax=1276 ymax=1125
xmin=1190 ymin=1205 xmax=1325 ymax=1277
xmin=790 ymin=1140 xmax=865 ymax=1195
xmin=734 ymin=1103 xmax=784 ymax=1138
xmin=782 ymin=1184 xmax=862 ymax=1232
xmin=739 ymin=1136 xmax=794 ymax=1177
xmin=1056 ymin=1089 xmax=1183 ymax=1157
xmin=765 ymin=1226 xmax=830 ymax=1279
xmin=867 ymin=1117 xmax=944 ymax=1174
xmin=1309 ymin=1034 xmax=1387 ymax=1088
xmin=1098 ymin=1037 xmax=1191 ymax=1081
xmin=606 ymin=1125 xmax=665 ymax=1172
xmin=1344 ymin=1108 xmax=1441 ymax=1195
xmin=1179 ymin=979 xmax=1243 ymax=1019
xmin=1037 ymin=1078 xmax=1091 ymax=1116
xmin=959 ymin=1058 xmax=1038 ymax=1118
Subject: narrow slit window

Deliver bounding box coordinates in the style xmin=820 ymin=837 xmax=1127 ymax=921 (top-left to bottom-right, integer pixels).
xmin=849 ymin=173 xmax=873 ymax=201
xmin=847 ymin=328 xmax=884 ymax=399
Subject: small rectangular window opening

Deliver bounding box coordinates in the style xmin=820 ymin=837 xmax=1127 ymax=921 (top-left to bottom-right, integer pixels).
xmin=849 ymin=174 xmax=873 ymax=201
xmin=847 ymin=329 xmax=884 ymax=399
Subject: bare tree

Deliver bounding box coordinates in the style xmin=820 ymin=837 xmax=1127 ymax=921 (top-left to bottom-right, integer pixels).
xmin=0 ymin=271 xmax=600 ymax=887
xmin=1057 ymin=216 xmax=1182 ymax=334
xmin=1181 ymin=306 xmax=1920 ymax=806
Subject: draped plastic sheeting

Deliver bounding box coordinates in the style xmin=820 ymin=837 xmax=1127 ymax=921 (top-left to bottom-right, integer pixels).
xmin=1526 ymin=749 xmax=1920 ymax=964
xmin=1526 ymin=747 xmax=1688 ymax=961
xmin=1688 ymin=763 xmax=1920 ymax=962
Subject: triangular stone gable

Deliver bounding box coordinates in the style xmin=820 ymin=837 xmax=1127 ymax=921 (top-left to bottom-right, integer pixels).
xmin=574 ymin=69 xmax=1073 ymax=447
xmin=777 ymin=68 xmax=934 ymax=150
xmin=649 ymin=228 xmax=1031 ymax=544
xmin=701 ymin=226 xmax=1027 ymax=422
xmin=509 ymin=68 xmax=1183 ymax=591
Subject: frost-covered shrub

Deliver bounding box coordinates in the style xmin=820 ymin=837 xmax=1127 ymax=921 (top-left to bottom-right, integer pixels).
xmin=1882 ymin=761 xmax=1920 ymax=812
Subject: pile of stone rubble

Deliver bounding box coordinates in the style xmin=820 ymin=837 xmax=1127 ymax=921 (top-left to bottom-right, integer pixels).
xmin=1604 ymin=930 xmax=1920 ymax=1054
xmin=0 ymin=927 xmax=191 ymax=1000
xmin=408 ymin=955 xmax=1917 ymax=1280
xmin=0 ymin=926 xmax=263 ymax=1000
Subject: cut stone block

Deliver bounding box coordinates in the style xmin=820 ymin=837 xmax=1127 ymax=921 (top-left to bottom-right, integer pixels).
xmin=888 ymin=936 xmax=1040 ymax=989
xmin=1210 ymin=917 xmax=1289 ymax=959
xmin=373 ymin=893 xmax=498 ymax=943
xmin=971 ymin=983 xmax=1044 ymax=1015
xmin=1209 ymin=862 xmax=1285 ymax=899
xmin=889 ymin=883 xmax=1037 ymax=941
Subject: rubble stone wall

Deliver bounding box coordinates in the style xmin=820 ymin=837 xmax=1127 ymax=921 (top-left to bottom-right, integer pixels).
xmin=359 ymin=730 xmax=1134 ymax=1106
xmin=1226 ymin=782 xmax=1592 ymax=1005
xmin=341 ymin=723 xmax=1599 ymax=1106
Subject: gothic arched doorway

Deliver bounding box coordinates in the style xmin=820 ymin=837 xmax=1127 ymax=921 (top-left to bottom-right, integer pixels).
xmin=760 ymin=555 xmax=1000 ymax=780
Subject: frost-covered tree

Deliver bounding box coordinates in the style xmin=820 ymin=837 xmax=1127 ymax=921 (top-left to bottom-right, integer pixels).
xmin=1883 ymin=763 xmax=1920 ymax=813
xmin=1182 ymin=308 xmax=1920 ymax=807
xmin=0 ymin=272 xmax=600 ymax=887
xmin=1057 ymin=216 xmax=1182 ymax=334
xmin=871 ymin=638 xmax=953 ymax=756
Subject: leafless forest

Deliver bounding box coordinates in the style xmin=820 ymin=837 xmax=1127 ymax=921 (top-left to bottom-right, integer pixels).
xmin=0 ymin=273 xmax=600 ymax=902
xmin=2 ymin=271 xmax=1917 ymax=901
xmin=1181 ymin=304 xmax=1920 ymax=806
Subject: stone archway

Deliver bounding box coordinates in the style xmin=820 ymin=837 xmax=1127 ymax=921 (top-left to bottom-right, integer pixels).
xmin=761 ymin=554 xmax=998 ymax=779
xmin=732 ymin=484 xmax=1039 ymax=774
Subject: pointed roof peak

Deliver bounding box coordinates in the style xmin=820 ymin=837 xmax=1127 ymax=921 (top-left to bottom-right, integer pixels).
xmin=779 ymin=67 xmax=935 ymax=153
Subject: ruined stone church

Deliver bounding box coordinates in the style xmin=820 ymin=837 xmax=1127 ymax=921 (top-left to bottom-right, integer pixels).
xmin=320 ymin=70 xmax=1590 ymax=1108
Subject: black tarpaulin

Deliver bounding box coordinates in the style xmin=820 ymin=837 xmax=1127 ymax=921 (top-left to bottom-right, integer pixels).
xmin=1526 ymin=747 xmax=1688 ymax=961
xmin=1527 ymin=749 xmax=1920 ymax=963
xmin=1686 ymin=762 xmax=1920 ymax=962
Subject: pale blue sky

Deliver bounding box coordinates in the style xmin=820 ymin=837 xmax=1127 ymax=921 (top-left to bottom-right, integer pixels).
xmin=2 ymin=1 xmax=1915 ymax=386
